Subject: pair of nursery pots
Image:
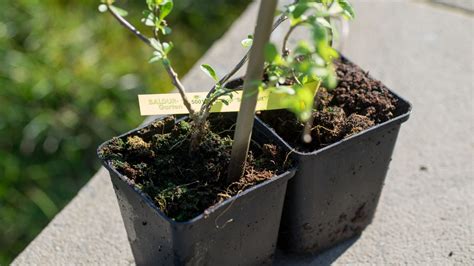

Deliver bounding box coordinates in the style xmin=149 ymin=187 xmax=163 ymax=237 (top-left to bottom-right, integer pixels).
xmin=98 ymin=58 xmax=411 ymax=265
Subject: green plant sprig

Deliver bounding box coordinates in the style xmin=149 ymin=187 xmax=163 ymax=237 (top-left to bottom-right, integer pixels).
xmin=264 ymin=0 xmax=354 ymax=122
xmin=99 ymin=0 xmax=195 ymax=116
xmin=194 ymin=14 xmax=289 ymax=131
xmin=99 ymin=0 xmax=355 ymax=181
xmin=98 ymin=0 xmax=290 ymax=151
xmin=195 ymin=0 xmax=356 ymax=124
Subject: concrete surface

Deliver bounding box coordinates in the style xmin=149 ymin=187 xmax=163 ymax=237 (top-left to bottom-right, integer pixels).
xmin=14 ymin=0 xmax=473 ymax=265
xmin=430 ymin=0 xmax=474 ymax=12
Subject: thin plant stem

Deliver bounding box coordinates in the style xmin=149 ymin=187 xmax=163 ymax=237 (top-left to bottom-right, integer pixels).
xmin=106 ymin=4 xmax=195 ymax=116
xmin=282 ymin=23 xmax=300 ymax=56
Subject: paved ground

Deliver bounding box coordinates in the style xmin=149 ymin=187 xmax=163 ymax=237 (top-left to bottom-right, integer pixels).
xmin=14 ymin=0 xmax=473 ymax=265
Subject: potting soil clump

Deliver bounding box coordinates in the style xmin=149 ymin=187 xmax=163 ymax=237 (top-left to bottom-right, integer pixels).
xmin=98 ymin=115 xmax=291 ymax=221
xmin=260 ymin=57 xmax=398 ymax=152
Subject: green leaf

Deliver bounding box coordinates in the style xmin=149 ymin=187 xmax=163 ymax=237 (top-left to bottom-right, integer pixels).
xmin=162 ymin=42 xmax=173 ymax=54
xmin=312 ymin=67 xmax=329 ymax=77
xmin=312 ymin=21 xmax=328 ymax=42
xmin=322 ymin=67 xmax=338 ymax=89
xmin=241 ymin=38 xmax=253 ymax=48
xmin=159 ymin=0 xmax=174 ymax=20
xmin=337 ymin=0 xmax=355 ymax=19
xmin=161 ymin=58 xmax=170 ymax=66
xmin=317 ymin=42 xmax=339 ymax=61
xmin=146 ymin=0 xmax=154 ymax=7
xmin=149 ymin=38 xmax=163 ymax=52
xmin=142 ymin=12 xmax=155 ymax=26
xmin=149 ymin=51 xmax=163 ymax=63
xmin=316 ymin=17 xmax=331 ymax=28
xmin=294 ymin=41 xmax=313 ymax=55
xmin=147 ymin=0 xmax=163 ymax=10
xmin=220 ymin=99 xmax=230 ymax=105
xmin=161 ymin=26 xmax=172 ymax=35
xmin=109 ymin=5 xmax=128 ymax=17
xmin=98 ymin=4 xmax=108 ymax=13
xmin=264 ymin=43 xmax=278 ymax=63
xmin=200 ymin=64 xmax=219 ymax=81
xmin=292 ymin=3 xmax=309 ymax=19
xmin=311 ymin=54 xmax=326 ymax=66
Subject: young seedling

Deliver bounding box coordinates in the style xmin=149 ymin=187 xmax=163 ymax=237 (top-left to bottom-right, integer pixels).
xmin=98 ymin=0 xmax=354 ymax=183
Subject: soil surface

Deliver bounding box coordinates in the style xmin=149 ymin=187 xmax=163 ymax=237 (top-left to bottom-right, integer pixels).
xmin=259 ymin=57 xmax=398 ymax=152
xmin=98 ymin=114 xmax=291 ymax=222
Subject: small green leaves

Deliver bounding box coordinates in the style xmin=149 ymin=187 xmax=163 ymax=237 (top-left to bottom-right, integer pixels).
xmin=159 ymin=0 xmax=174 ymax=20
xmin=146 ymin=0 xmax=155 ymax=9
xmin=161 ymin=26 xmax=172 ymax=35
xmin=316 ymin=17 xmax=331 ymax=29
xmin=146 ymin=0 xmax=164 ymax=10
xmin=275 ymin=82 xmax=318 ymax=122
xmin=310 ymin=21 xmax=338 ymax=62
xmin=142 ymin=12 xmax=155 ymax=26
xmin=109 ymin=5 xmax=128 ymax=17
xmin=264 ymin=43 xmax=279 ymax=63
xmin=200 ymin=64 xmax=219 ymax=82
xmin=292 ymin=3 xmax=309 ymax=19
xmin=241 ymin=35 xmax=253 ymax=48
xmin=322 ymin=66 xmax=338 ymax=89
xmin=98 ymin=1 xmax=127 ymax=16
xmin=317 ymin=41 xmax=338 ymax=62
xmin=143 ymin=0 xmax=174 ymax=38
xmin=287 ymin=2 xmax=330 ymax=26
xmin=162 ymin=42 xmax=173 ymax=54
xmin=150 ymin=38 xmax=163 ymax=51
xmin=294 ymin=41 xmax=313 ymax=55
xmin=149 ymin=51 xmax=164 ymax=63
xmin=311 ymin=21 xmax=328 ymax=42
xmin=148 ymin=39 xmax=172 ymax=63
xmin=98 ymin=4 xmax=108 ymax=13
xmin=259 ymin=0 xmax=355 ymax=122
xmin=337 ymin=0 xmax=355 ymax=19
xmin=219 ymin=98 xmax=230 ymax=106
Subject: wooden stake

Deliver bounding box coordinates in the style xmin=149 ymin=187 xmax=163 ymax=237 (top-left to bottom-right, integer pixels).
xmin=226 ymin=0 xmax=279 ymax=183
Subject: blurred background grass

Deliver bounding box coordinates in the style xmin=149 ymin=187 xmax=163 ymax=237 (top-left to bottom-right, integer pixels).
xmin=0 ymin=0 xmax=251 ymax=263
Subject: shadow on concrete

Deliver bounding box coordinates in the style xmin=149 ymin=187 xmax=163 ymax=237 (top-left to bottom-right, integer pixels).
xmin=274 ymin=235 xmax=360 ymax=266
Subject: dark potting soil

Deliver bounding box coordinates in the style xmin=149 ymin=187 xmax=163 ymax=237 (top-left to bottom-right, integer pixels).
xmin=98 ymin=114 xmax=292 ymax=222
xmin=259 ymin=57 xmax=398 ymax=152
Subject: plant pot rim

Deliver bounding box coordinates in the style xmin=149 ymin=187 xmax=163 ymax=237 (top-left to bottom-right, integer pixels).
xmin=258 ymin=101 xmax=411 ymax=156
xmin=98 ymin=116 xmax=297 ymax=226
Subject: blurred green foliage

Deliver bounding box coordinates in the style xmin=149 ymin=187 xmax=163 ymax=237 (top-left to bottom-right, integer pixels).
xmin=0 ymin=0 xmax=250 ymax=263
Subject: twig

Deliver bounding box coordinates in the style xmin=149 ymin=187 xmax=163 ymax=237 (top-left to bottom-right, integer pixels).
xmin=302 ymin=114 xmax=315 ymax=143
xmin=283 ymin=149 xmax=296 ymax=168
xmin=281 ymin=4 xmax=343 ymax=58
xmin=282 ymin=22 xmax=302 ymax=56
xmin=106 ymin=5 xmax=195 ymax=115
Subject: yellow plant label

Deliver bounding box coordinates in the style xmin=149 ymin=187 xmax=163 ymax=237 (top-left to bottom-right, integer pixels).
xmin=138 ymin=81 xmax=319 ymax=116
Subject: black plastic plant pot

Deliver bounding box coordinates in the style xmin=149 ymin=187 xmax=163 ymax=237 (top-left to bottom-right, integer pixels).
xmin=98 ymin=116 xmax=296 ymax=265
xmin=255 ymin=67 xmax=412 ymax=254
